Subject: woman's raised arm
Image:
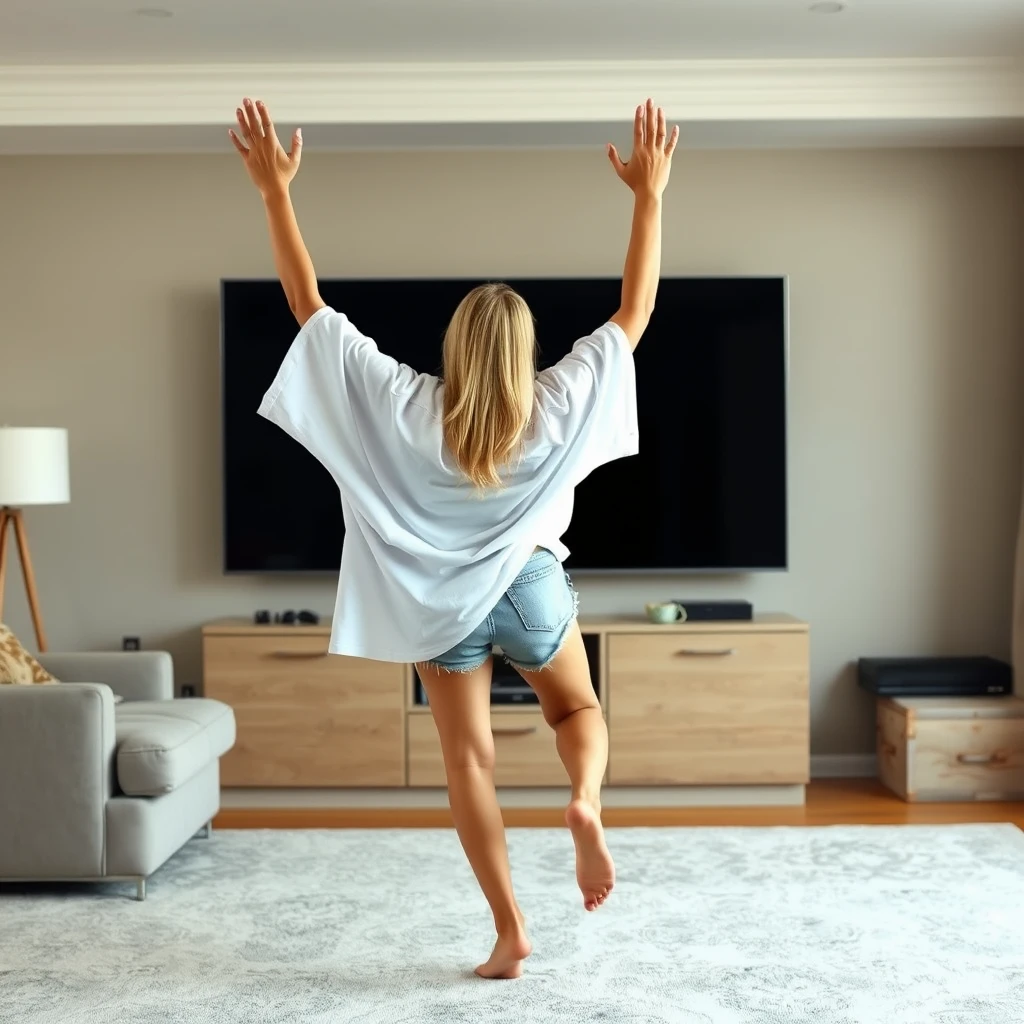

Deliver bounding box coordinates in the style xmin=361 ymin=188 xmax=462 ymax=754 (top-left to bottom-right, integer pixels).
xmin=229 ymin=98 xmax=324 ymax=327
xmin=607 ymin=99 xmax=679 ymax=351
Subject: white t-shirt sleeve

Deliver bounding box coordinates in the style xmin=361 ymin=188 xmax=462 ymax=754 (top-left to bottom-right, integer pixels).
xmin=533 ymin=321 xmax=639 ymax=480
xmin=257 ymin=306 xmax=411 ymax=478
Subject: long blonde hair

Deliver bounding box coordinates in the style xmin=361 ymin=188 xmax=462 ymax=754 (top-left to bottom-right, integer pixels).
xmin=442 ymin=283 xmax=537 ymax=489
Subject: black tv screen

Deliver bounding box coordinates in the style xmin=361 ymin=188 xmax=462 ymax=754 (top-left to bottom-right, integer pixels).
xmin=221 ymin=277 xmax=787 ymax=573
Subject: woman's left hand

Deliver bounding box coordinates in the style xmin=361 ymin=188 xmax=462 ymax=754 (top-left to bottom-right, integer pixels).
xmin=229 ymin=98 xmax=302 ymax=199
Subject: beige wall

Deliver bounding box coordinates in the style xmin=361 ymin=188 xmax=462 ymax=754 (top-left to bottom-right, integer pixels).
xmin=1 ymin=148 xmax=1022 ymax=757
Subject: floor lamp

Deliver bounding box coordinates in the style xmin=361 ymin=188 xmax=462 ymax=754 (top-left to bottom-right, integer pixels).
xmin=0 ymin=427 xmax=69 ymax=652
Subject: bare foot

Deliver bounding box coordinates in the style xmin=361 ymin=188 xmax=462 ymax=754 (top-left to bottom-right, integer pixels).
xmin=474 ymin=924 xmax=532 ymax=980
xmin=565 ymin=798 xmax=615 ymax=911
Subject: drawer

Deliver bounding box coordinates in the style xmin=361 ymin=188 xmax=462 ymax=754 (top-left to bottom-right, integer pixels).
xmin=407 ymin=711 xmax=564 ymax=788
xmin=878 ymin=698 xmax=1024 ymax=801
xmin=203 ymin=635 xmax=406 ymax=787
xmin=607 ymin=631 xmax=809 ymax=785
xmin=609 ymin=630 xmax=807 ymax=681
xmin=203 ymin=635 xmax=404 ymax=703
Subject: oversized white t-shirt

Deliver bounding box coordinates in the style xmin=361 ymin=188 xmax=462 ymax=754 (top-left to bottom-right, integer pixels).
xmin=258 ymin=305 xmax=638 ymax=662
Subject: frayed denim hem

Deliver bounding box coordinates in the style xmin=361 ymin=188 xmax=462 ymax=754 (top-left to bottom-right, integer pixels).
xmin=416 ymin=657 xmax=491 ymax=675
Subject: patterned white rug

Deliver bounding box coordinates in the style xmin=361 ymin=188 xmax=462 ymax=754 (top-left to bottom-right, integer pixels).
xmin=3 ymin=824 xmax=1024 ymax=1024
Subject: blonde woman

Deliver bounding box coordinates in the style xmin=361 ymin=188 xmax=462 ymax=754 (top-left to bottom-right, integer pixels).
xmin=230 ymin=96 xmax=678 ymax=979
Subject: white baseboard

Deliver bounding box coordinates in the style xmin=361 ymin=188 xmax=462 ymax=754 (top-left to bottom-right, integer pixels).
xmin=218 ymin=761 xmax=877 ymax=814
xmin=221 ymin=785 xmax=806 ymax=810
xmin=811 ymin=754 xmax=878 ymax=779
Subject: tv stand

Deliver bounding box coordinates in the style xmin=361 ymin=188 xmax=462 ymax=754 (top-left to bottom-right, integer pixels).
xmin=202 ymin=612 xmax=809 ymax=800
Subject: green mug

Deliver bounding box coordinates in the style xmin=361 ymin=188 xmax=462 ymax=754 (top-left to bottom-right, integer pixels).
xmin=645 ymin=601 xmax=686 ymax=624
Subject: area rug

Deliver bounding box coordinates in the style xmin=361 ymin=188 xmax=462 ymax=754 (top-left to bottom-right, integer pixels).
xmin=3 ymin=824 xmax=1024 ymax=1024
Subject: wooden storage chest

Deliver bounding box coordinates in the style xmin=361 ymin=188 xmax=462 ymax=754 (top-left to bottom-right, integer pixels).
xmin=877 ymin=696 xmax=1024 ymax=802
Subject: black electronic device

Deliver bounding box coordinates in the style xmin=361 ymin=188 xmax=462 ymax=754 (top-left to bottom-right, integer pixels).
xmin=253 ymin=609 xmax=320 ymax=625
xmin=415 ymin=668 xmax=541 ymax=707
xmin=222 ymin=276 xmax=788 ymax=574
xmin=670 ymin=599 xmax=754 ymax=622
xmin=490 ymin=679 xmax=541 ymax=705
xmin=857 ymin=657 xmax=1012 ymax=697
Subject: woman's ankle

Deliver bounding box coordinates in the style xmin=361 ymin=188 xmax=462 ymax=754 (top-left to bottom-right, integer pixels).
xmin=571 ymin=789 xmax=602 ymax=814
xmin=494 ymin=907 xmax=526 ymax=936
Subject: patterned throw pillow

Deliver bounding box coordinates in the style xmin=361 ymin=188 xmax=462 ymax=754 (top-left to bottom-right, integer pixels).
xmin=0 ymin=623 xmax=59 ymax=685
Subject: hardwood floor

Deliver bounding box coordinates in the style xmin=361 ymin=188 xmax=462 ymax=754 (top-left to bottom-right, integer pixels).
xmin=214 ymin=778 xmax=1024 ymax=830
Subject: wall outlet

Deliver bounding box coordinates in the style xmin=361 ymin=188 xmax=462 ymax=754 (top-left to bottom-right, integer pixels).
xmin=180 ymin=685 xmax=196 ymax=698
xmin=122 ymin=636 xmax=141 ymax=651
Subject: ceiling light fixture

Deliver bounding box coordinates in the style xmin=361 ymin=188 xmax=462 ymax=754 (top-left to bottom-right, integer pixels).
xmin=134 ymin=6 xmax=174 ymax=17
xmin=809 ymin=1 xmax=845 ymax=12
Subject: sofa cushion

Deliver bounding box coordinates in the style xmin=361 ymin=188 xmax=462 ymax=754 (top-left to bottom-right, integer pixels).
xmin=115 ymin=699 xmax=236 ymax=797
xmin=0 ymin=623 xmax=57 ymax=684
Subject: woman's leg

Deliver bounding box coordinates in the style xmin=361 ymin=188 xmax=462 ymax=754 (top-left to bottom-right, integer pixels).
xmin=415 ymin=658 xmax=531 ymax=979
xmin=513 ymin=623 xmax=615 ymax=912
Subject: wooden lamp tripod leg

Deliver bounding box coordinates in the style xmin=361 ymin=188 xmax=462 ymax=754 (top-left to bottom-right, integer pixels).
xmin=12 ymin=511 xmax=48 ymax=652
xmin=0 ymin=507 xmax=9 ymax=622
xmin=0 ymin=507 xmax=48 ymax=652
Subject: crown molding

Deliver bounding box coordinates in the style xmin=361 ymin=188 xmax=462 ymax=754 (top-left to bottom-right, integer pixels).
xmin=1 ymin=57 xmax=1023 ymax=129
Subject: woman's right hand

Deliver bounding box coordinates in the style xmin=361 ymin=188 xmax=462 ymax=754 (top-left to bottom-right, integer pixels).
xmin=608 ymin=99 xmax=679 ymax=198
xmin=229 ymin=98 xmax=303 ymax=200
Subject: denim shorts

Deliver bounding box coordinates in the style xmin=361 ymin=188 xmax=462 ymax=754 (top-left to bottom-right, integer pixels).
xmin=425 ymin=548 xmax=579 ymax=673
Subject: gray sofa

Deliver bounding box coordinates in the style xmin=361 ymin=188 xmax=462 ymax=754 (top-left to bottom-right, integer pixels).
xmin=0 ymin=652 xmax=235 ymax=900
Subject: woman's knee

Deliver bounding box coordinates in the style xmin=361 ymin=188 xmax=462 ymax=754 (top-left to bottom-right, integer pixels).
xmin=541 ymin=698 xmax=600 ymax=730
xmin=441 ymin=731 xmax=497 ymax=772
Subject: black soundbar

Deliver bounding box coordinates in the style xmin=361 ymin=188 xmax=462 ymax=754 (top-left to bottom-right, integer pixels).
xmin=857 ymin=656 xmax=1012 ymax=697
xmin=670 ymin=599 xmax=754 ymax=622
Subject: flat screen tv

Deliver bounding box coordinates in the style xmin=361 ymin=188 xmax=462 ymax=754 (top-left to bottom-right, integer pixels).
xmin=221 ymin=277 xmax=787 ymax=573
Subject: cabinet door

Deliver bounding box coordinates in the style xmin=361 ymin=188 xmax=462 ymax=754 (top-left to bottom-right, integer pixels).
xmin=607 ymin=631 xmax=809 ymax=785
xmin=204 ymin=635 xmax=406 ymax=786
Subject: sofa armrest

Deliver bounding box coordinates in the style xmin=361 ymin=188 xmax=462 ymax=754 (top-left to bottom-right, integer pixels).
xmin=0 ymin=683 xmax=116 ymax=878
xmin=39 ymin=651 xmax=174 ymax=702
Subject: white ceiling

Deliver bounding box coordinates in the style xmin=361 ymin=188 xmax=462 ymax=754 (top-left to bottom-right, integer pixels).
xmin=3 ymin=0 xmax=1024 ymax=65
xmin=2 ymin=1 xmax=1023 ymax=152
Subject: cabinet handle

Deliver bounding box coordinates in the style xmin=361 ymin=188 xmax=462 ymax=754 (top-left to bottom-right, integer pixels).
xmin=269 ymin=650 xmax=328 ymax=660
xmin=492 ymin=726 xmax=538 ymax=737
xmin=957 ymin=752 xmax=1004 ymax=765
xmin=674 ymin=648 xmax=738 ymax=658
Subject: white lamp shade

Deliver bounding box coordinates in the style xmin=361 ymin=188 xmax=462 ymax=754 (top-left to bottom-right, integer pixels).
xmin=0 ymin=427 xmax=70 ymax=506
